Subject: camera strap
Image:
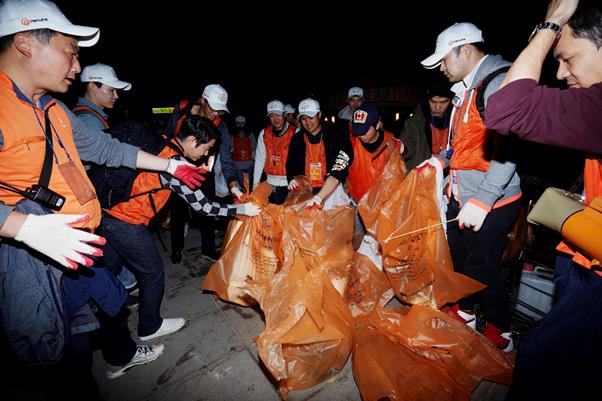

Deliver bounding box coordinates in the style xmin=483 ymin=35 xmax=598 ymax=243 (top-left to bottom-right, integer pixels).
xmin=38 ymin=107 xmax=54 ymax=188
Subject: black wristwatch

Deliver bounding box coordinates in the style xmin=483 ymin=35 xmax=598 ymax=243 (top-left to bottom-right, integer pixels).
xmin=529 ymin=21 xmax=562 ymax=42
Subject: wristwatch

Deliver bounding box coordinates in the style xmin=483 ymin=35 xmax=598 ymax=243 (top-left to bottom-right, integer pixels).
xmin=529 ymin=21 xmax=562 ymax=42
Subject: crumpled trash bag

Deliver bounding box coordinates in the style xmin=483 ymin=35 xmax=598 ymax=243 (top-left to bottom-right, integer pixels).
xmin=345 ymin=235 xmax=394 ymax=318
xmin=352 ymin=305 xmax=514 ymax=401
xmin=202 ymin=182 xmax=284 ymax=306
xmin=358 ymin=150 xmax=485 ymax=308
xmin=246 ymin=249 xmax=355 ymax=398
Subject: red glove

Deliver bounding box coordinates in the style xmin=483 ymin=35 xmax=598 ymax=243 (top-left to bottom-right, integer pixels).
xmin=167 ymin=159 xmax=207 ymax=189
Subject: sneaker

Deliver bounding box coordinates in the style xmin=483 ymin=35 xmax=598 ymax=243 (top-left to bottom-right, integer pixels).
xmin=171 ymin=251 xmax=183 ymax=265
xmin=105 ymin=344 xmax=164 ymax=379
xmin=446 ymin=303 xmax=476 ymax=330
xmin=139 ymin=318 xmax=186 ymax=341
xmin=483 ymin=322 xmax=513 ymax=353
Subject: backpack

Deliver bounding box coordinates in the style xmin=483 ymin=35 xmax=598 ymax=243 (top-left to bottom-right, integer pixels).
xmin=475 ymin=66 xmax=510 ymax=121
xmin=87 ymin=121 xmax=180 ymax=209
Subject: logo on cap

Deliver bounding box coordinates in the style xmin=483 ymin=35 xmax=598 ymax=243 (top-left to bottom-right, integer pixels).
xmin=353 ymin=110 xmax=368 ymax=124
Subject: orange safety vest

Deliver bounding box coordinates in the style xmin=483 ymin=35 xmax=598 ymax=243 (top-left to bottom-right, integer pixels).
xmin=557 ymin=157 xmax=602 ymax=273
xmin=264 ymin=124 xmax=295 ymax=176
xmin=449 ymin=90 xmax=491 ymax=172
xmin=105 ymin=140 xmax=181 ymax=226
xmin=304 ymin=133 xmax=327 ymax=188
xmin=348 ymin=131 xmax=399 ymax=201
xmin=431 ymin=125 xmax=448 ymax=155
xmin=0 ymin=71 xmax=101 ymax=230
xmin=232 ymin=136 xmax=252 ymax=161
xmin=72 ymin=105 xmax=109 ymax=129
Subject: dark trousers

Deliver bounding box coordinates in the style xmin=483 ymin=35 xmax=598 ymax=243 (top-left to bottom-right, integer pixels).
xmin=269 ymin=185 xmax=289 ymax=205
xmin=101 ymin=214 xmax=164 ymax=337
xmin=507 ymin=255 xmax=602 ymax=401
xmin=446 ymin=197 xmax=520 ymax=330
xmin=169 ymin=193 xmax=191 ymax=254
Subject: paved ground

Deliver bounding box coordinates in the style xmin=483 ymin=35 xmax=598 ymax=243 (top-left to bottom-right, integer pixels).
xmin=90 ymin=223 xmax=510 ymax=401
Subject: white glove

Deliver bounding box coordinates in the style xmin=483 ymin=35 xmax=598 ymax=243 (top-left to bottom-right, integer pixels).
xmin=230 ymin=186 xmax=244 ymax=200
xmin=288 ymin=179 xmax=299 ymax=191
xmin=236 ymin=202 xmax=261 ymax=217
xmin=305 ymin=195 xmax=322 ymax=209
xmin=457 ymin=200 xmax=489 ymax=231
xmin=416 ymin=156 xmax=443 ymax=170
xmin=15 ymin=213 xmax=104 ymax=269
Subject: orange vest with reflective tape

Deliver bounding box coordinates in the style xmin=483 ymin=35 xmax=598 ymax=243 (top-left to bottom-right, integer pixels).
xmin=105 ymin=140 xmax=180 ymax=226
xmin=233 ymin=136 xmax=252 ymax=161
xmin=0 ymin=71 xmax=101 ymax=230
xmin=264 ymin=124 xmax=295 ymax=176
xmin=304 ymin=133 xmax=327 ymax=188
xmin=348 ymin=131 xmax=399 ymax=201
xmin=449 ymin=89 xmax=492 ymax=172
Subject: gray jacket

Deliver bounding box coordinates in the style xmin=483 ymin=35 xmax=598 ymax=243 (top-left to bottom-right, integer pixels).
xmin=442 ymin=55 xmax=521 ymax=208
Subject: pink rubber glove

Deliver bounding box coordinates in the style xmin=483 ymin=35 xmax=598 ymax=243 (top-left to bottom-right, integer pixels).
xmin=167 ymin=159 xmax=207 ymax=189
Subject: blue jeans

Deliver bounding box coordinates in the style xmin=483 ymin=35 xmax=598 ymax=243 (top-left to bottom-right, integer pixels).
xmin=101 ymin=214 xmax=164 ymax=337
xmin=117 ymin=266 xmax=137 ymax=289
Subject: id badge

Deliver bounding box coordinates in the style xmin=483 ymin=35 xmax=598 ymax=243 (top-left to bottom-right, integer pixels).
xmin=309 ymin=162 xmax=322 ymax=182
xmin=271 ymin=154 xmax=281 ymax=167
xmin=58 ymin=160 xmax=97 ymax=205
xmin=446 ymin=148 xmax=454 ymax=159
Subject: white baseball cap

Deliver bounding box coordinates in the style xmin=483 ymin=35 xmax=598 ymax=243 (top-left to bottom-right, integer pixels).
xmin=202 ymin=84 xmax=229 ymax=113
xmin=235 ymin=115 xmax=246 ymax=124
xmin=266 ymin=100 xmax=284 ymax=116
xmin=298 ymin=98 xmax=320 ymax=118
xmin=348 ymin=86 xmax=364 ymax=99
xmin=421 ymin=22 xmax=483 ymax=69
xmin=284 ymin=104 xmax=295 ymax=114
xmin=0 ymin=0 xmax=99 ymax=47
xmin=81 ymin=63 xmax=131 ymax=90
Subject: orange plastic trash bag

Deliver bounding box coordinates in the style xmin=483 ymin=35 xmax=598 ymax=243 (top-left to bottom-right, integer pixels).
xmin=353 ymin=305 xmax=513 ymax=401
xmin=345 ymin=251 xmax=394 ymax=318
xmin=280 ymin=204 xmax=355 ymax=296
xmin=353 ymin=325 xmax=469 ymax=401
xmin=358 ymin=151 xmax=484 ymax=308
xmin=248 ymin=249 xmax=355 ymax=399
xmin=202 ymin=182 xmax=284 ymax=306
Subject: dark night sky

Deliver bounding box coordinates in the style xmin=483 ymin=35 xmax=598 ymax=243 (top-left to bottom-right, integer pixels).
xmin=52 ymin=0 xmax=555 ymax=122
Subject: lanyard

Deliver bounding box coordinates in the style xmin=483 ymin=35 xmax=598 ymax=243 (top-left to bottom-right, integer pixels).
xmin=32 ymin=104 xmax=72 ymax=164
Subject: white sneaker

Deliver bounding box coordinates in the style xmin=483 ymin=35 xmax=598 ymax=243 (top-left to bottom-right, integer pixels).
xmin=139 ymin=318 xmax=186 ymax=341
xmin=106 ymin=344 xmax=164 ymax=379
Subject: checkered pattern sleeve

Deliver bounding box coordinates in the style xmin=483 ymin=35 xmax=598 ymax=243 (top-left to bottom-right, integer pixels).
xmin=160 ymin=158 xmax=237 ymax=217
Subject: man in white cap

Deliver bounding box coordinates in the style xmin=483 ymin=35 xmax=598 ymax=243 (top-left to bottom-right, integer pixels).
xmin=421 ymin=21 xmax=521 ymax=352
xmin=74 ymin=63 xmax=131 ymax=131
xmin=73 ymin=62 xmax=138 ymax=292
xmin=253 ymin=100 xmax=297 ymax=204
xmin=231 ymin=114 xmax=256 ymax=191
xmin=286 ymin=98 xmax=353 ymax=208
xmin=163 ymin=83 xmax=241 ymax=262
xmin=337 ymin=86 xmax=364 ymax=121
xmin=0 ymin=0 xmax=206 ymax=396
xmin=284 ymin=103 xmax=297 ymax=126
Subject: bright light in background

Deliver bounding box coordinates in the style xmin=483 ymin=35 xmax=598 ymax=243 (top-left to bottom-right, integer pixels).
xmin=331 ymin=116 xmax=335 ymax=123
xmin=324 ymin=116 xmax=328 ymax=122
xmin=395 ymin=112 xmax=400 ymax=121
xmin=409 ymin=113 xmax=414 ymax=117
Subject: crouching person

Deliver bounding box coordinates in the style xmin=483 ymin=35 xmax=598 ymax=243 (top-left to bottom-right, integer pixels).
xmin=101 ymin=116 xmax=261 ymax=342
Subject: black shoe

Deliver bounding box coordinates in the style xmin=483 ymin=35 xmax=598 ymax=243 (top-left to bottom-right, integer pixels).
xmin=171 ymin=251 xmax=182 ymax=265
